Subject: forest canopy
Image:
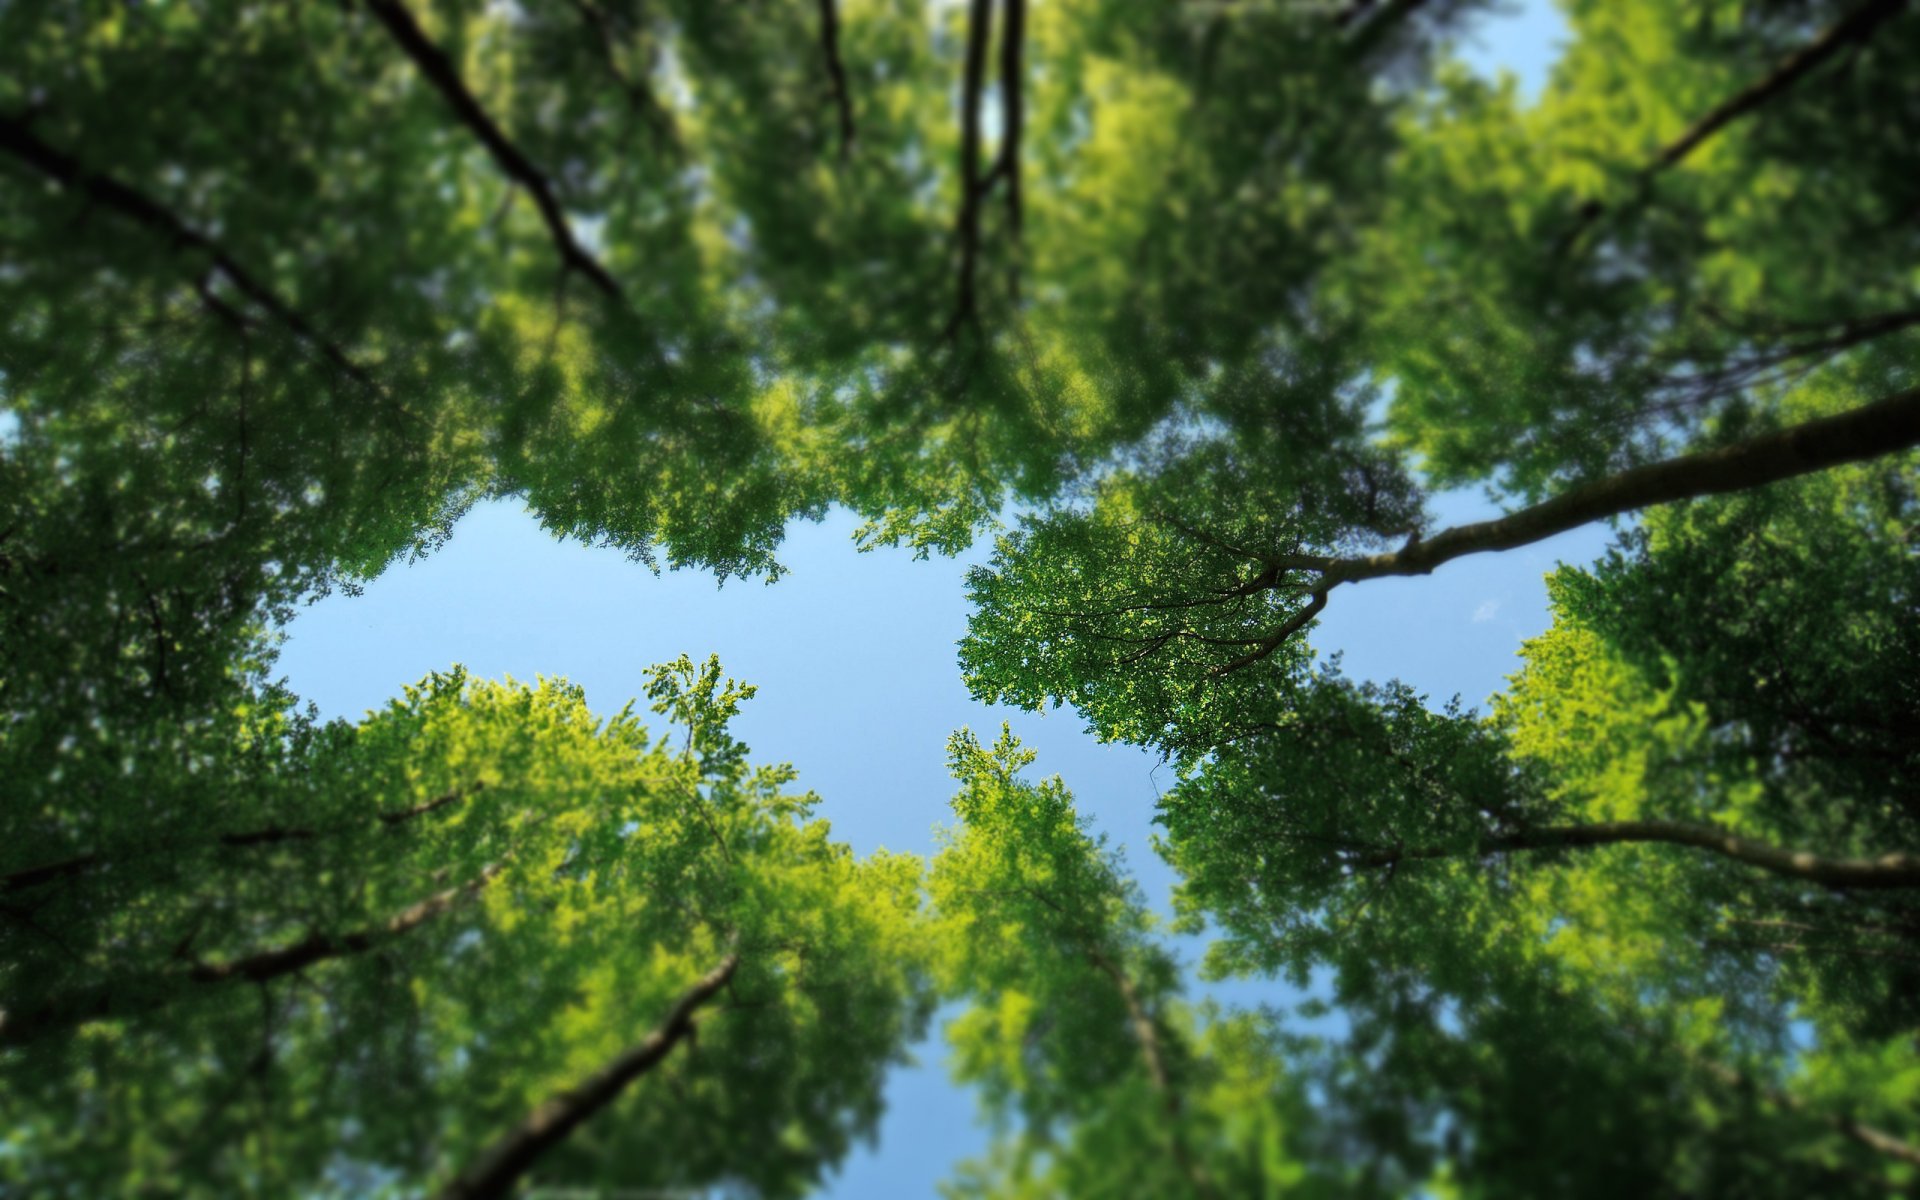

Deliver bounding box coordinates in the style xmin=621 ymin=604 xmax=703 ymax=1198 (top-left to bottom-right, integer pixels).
xmin=3 ymin=0 xmax=1918 ymax=1195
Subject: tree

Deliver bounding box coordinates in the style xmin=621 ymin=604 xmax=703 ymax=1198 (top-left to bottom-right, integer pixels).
xmin=9 ymin=0 xmax=1920 ymax=1192
xmin=1 ymin=657 xmax=932 ymax=1197
xmin=1152 ymin=434 xmax=1920 ymax=1193
xmin=930 ymin=729 xmax=1398 ymax=1198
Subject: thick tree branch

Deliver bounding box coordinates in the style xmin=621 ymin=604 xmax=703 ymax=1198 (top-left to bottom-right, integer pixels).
xmin=817 ymin=0 xmax=856 ymax=161
xmin=1344 ymin=820 xmax=1920 ymax=890
xmin=364 ymin=0 xmax=623 ymax=300
xmin=0 ymin=116 xmax=373 ymax=386
xmin=1564 ymin=0 xmax=1912 ymax=245
xmin=1316 ymin=386 xmax=1920 ymax=589
xmin=0 ymin=864 xmax=501 ymax=1046
xmin=433 ymin=952 xmax=741 ymax=1200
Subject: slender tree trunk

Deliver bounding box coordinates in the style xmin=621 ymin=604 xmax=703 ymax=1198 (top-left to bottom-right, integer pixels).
xmin=1085 ymin=948 xmax=1215 ymax=1199
xmin=1347 ymin=821 xmax=1920 ymax=890
xmin=434 ymin=952 xmax=741 ymax=1200
xmin=817 ymin=0 xmax=855 ymax=160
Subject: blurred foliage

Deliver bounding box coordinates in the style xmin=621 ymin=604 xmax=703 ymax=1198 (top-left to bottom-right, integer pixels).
xmin=6 ymin=0 xmax=1920 ymax=1193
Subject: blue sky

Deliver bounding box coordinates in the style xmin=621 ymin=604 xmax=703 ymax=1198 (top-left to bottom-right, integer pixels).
xmin=276 ymin=4 xmax=1579 ymax=1194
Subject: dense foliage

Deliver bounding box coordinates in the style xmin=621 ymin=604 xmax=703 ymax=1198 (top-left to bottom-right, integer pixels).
xmin=5 ymin=0 xmax=1918 ymax=1194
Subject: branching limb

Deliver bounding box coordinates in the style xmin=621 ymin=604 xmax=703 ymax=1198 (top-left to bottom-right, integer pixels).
xmin=1698 ymin=1058 xmax=1920 ymax=1168
xmin=1314 ymin=385 xmax=1920 ymax=589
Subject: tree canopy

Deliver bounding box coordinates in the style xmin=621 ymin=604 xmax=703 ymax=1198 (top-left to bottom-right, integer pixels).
xmin=4 ymin=0 xmax=1919 ymax=1194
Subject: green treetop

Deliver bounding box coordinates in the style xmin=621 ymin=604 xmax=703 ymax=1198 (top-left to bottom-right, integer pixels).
xmin=2 ymin=656 xmax=933 ymax=1198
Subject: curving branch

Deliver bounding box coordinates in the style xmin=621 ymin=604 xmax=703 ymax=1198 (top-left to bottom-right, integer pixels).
xmin=434 ymin=952 xmax=741 ymax=1200
xmin=817 ymin=0 xmax=856 ymax=161
xmin=1341 ymin=821 xmax=1920 ymax=890
xmin=1563 ymin=0 xmax=1912 ymax=247
xmin=1317 ymin=385 xmax=1920 ymax=587
xmin=1212 ymin=386 xmax=1920 ymax=670
xmin=0 ymin=864 xmax=501 ymax=1047
xmin=0 ymin=115 xmax=373 ymax=385
xmin=364 ymin=0 xmax=623 ymax=300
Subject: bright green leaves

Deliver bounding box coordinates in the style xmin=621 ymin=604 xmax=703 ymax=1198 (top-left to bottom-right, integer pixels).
xmin=930 ymin=729 xmax=1400 ymax=1198
xmin=0 ymin=661 xmax=934 ymax=1199
xmin=931 ymin=726 xmax=1169 ymax=1129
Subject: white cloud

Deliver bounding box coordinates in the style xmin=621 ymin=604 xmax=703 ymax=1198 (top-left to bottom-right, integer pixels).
xmin=1472 ymin=599 xmax=1501 ymax=623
